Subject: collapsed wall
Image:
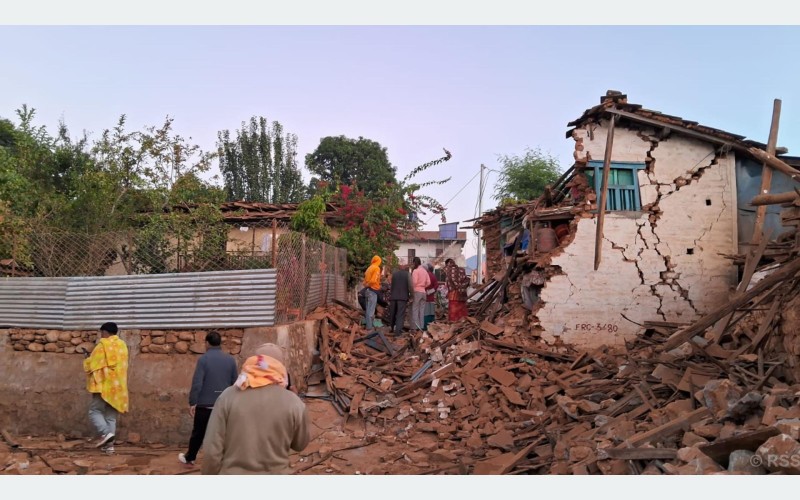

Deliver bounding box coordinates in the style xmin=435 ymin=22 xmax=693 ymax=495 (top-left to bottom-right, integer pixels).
xmin=0 ymin=323 xmax=318 ymax=443
xmin=537 ymin=120 xmax=738 ymax=346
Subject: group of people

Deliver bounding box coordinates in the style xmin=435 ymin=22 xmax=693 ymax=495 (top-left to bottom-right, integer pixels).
xmin=362 ymin=255 xmax=471 ymax=335
xmin=76 ymin=256 xmax=470 ymax=474
xmin=80 ymin=322 xmax=309 ymax=474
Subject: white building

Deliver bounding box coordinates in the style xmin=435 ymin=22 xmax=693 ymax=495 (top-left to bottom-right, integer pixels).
xmin=395 ymin=223 xmax=467 ymax=268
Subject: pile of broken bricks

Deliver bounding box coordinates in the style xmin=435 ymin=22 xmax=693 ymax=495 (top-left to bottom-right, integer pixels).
xmin=309 ymin=260 xmax=800 ymax=475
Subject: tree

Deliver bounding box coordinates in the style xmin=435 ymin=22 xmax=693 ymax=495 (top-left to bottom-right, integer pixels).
xmin=217 ymin=117 xmax=305 ymax=203
xmin=493 ymin=147 xmax=561 ymax=203
xmin=293 ymin=149 xmax=452 ymax=285
xmin=305 ymin=135 xmax=397 ymax=199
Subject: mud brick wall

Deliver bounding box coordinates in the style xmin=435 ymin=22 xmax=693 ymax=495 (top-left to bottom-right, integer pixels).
xmin=0 ymin=321 xmax=318 ymax=444
xmin=536 ymin=120 xmax=738 ymax=347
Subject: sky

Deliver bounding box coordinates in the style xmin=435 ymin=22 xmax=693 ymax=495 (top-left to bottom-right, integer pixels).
xmin=2 ymin=26 xmax=800 ymax=259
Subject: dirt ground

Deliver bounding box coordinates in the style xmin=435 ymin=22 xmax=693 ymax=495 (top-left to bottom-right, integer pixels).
xmin=0 ymin=398 xmax=456 ymax=475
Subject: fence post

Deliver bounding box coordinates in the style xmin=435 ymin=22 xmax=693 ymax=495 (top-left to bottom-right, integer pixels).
xmin=300 ymin=235 xmax=307 ymax=318
xmin=321 ymin=243 xmax=328 ymax=305
xmin=334 ymin=247 xmax=339 ymax=301
xmin=11 ymin=232 xmax=17 ymax=277
xmin=271 ymin=219 xmax=277 ymax=267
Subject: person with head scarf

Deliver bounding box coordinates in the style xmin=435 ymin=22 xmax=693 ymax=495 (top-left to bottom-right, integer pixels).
xmin=201 ymin=343 xmax=310 ymax=475
xmin=444 ymin=258 xmax=470 ymax=322
xmin=423 ymin=263 xmax=439 ymax=330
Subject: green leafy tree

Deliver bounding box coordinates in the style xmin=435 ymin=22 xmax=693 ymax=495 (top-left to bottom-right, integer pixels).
xmin=493 ymin=147 xmax=561 ymax=203
xmin=217 ymin=117 xmax=305 ymax=203
xmin=305 ymin=135 xmax=397 ymax=199
xmin=293 ymin=149 xmax=452 ymax=285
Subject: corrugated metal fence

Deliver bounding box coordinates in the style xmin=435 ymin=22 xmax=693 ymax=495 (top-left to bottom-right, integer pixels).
xmin=304 ymin=273 xmax=347 ymax=315
xmin=0 ymin=269 xmax=277 ymax=330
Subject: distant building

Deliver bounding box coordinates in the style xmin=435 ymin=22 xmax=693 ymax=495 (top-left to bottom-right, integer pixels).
xmin=395 ymin=222 xmax=467 ymax=268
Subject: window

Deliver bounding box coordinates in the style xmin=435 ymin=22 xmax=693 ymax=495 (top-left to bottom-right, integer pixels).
xmin=435 ymin=248 xmax=444 ymax=257
xmin=407 ymin=248 xmax=416 ymax=263
xmin=586 ymin=161 xmax=645 ymax=211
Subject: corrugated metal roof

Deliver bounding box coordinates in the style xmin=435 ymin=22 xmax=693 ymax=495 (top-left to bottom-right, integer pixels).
xmin=0 ymin=269 xmax=277 ymax=330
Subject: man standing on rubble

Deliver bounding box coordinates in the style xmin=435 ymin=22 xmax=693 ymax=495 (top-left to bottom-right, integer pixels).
xmin=388 ymin=263 xmax=413 ymax=335
xmin=411 ymin=257 xmax=431 ymax=332
xmin=201 ymin=343 xmax=310 ymax=474
xmin=178 ymin=331 xmax=238 ymax=467
xmin=79 ymin=322 xmax=129 ymax=454
xmin=363 ymin=255 xmax=383 ymax=332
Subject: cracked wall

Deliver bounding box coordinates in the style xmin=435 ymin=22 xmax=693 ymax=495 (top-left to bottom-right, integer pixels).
xmin=538 ymin=119 xmax=738 ymax=347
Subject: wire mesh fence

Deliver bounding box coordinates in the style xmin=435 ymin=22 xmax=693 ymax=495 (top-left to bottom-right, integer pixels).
xmin=1 ymin=219 xmax=349 ymax=325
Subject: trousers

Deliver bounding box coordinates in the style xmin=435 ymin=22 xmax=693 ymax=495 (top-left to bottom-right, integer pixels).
xmin=364 ymin=288 xmax=378 ymax=330
xmin=412 ymin=292 xmax=426 ymax=331
xmin=89 ymin=393 xmax=118 ymax=437
xmin=185 ymin=406 xmax=213 ymax=462
xmin=387 ymin=300 xmax=408 ymax=334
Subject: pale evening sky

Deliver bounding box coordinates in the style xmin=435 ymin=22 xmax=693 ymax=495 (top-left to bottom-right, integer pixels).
xmin=1 ymin=26 xmax=799 ymax=259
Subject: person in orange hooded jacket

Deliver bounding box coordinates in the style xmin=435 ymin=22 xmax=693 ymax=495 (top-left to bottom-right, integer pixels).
xmin=363 ymin=255 xmax=382 ymax=331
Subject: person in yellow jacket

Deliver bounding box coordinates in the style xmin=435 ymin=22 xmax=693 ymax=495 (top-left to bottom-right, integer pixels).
xmin=363 ymin=255 xmax=382 ymax=332
xmin=79 ymin=322 xmax=129 ymax=453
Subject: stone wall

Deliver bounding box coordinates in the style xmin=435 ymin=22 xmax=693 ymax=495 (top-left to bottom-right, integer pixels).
xmin=536 ymin=120 xmax=738 ymax=347
xmin=0 ymin=321 xmax=318 ymax=444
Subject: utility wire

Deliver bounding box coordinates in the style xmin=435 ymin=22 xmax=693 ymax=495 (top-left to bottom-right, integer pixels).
xmin=423 ymin=168 xmax=482 ymax=225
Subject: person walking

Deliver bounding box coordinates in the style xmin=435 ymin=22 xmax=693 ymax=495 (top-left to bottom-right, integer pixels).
xmin=363 ymin=255 xmax=383 ymax=332
xmin=388 ymin=264 xmax=413 ymax=335
xmin=79 ymin=322 xmax=129 ymax=455
xmin=201 ymin=343 xmax=310 ymax=475
xmin=445 ymin=258 xmax=470 ymax=321
xmin=423 ymin=263 xmax=439 ymax=330
xmin=411 ymin=257 xmax=430 ymax=332
xmin=178 ymin=331 xmax=238 ymax=467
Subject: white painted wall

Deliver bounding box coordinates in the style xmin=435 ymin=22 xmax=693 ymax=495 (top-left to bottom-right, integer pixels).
xmin=537 ymin=120 xmax=738 ymax=347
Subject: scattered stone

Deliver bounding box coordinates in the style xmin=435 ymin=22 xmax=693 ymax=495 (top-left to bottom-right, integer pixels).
xmin=756 ymin=434 xmax=800 ymax=474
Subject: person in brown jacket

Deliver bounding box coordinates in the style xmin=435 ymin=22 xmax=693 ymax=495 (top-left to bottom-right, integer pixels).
xmin=201 ymin=343 xmax=310 ymax=474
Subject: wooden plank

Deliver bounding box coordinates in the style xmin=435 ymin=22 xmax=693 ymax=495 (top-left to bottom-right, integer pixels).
xmin=1 ymin=429 xmax=20 ymax=448
xmin=747 ymin=147 xmax=800 ymax=183
xmin=394 ymin=363 xmax=454 ymax=397
xmin=621 ymin=407 xmax=710 ymax=448
xmin=483 ymin=337 xmax=575 ymax=362
xmin=479 ymin=319 xmax=504 ymax=337
xmin=348 ymin=385 xmax=365 ymax=416
xmin=661 ymin=257 xmax=800 ymax=350
xmin=752 ymin=99 xmax=783 ymax=246
xmin=711 ymin=229 xmax=771 ymax=343
xmin=751 ymin=190 xmax=800 ymax=206
xmin=599 ymin=447 xmax=678 ymax=461
xmin=594 ymin=114 xmax=616 ymax=271
xmin=698 ymin=427 xmax=780 ymax=466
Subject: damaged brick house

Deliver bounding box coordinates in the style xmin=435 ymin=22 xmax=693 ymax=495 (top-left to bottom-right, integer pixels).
xmin=473 ymin=91 xmax=799 ymax=348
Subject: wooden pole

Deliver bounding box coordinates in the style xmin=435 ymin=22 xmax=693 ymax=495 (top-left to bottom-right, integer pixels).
xmin=300 ymin=235 xmax=307 ymax=315
xmin=751 ymin=190 xmax=800 ymax=206
xmin=321 ymin=243 xmax=328 ymax=305
xmin=594 ymin=114 xmax=616 ymax=271
xmin=271 ymin=219 xmax=277 ymax=266
xmin=251 ymin=224 xmax=255 ymax=256
xmin=747 ymin=147 xmax=800 ymax=183
xmin=751 ymin=99 xmax=782 ymax=247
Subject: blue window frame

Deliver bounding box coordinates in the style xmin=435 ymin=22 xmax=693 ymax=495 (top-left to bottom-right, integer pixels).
xmin=586 ymin=161 xmax=645 ymax=211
